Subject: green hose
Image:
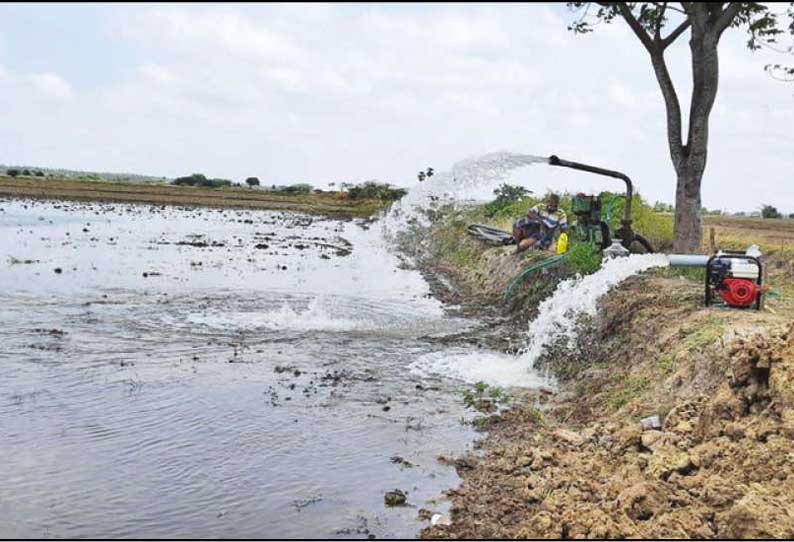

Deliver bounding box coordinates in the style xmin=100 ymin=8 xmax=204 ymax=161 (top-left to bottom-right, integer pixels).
xmin=502 ymin=254 xmax=567 ymax=301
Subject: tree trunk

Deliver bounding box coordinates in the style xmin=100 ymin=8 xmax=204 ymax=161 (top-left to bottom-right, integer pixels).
xmin=673 ymin=166 xmax=703 ymax=253
xmin=671 ymin=24 xmax=719 ymax=254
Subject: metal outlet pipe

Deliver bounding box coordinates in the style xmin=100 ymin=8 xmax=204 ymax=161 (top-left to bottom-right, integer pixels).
xmin=668 ymin=254 xmax=710 ymax=267
xmin=548 ymin=155 xmax=633 ymax=228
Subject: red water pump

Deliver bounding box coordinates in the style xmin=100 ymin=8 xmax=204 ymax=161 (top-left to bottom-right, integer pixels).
xmin=705 ymin=252 xmax=762 ymax=309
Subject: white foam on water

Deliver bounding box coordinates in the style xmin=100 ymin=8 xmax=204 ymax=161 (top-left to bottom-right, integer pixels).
xmin=409 ymin=349 xmax=552 ymax=389
xmin=187 ymin=296 xmax=366 ymax=332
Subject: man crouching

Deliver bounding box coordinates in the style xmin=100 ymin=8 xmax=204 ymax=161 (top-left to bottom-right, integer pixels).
xmin=512 ymin=194 xmax=567 ymax=253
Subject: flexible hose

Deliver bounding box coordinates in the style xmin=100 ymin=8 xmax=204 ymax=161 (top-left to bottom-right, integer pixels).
xmin=502 ymin=254 xmax=567 ymax=301
xmin=466 ymin=224 xmax=515 ymax=245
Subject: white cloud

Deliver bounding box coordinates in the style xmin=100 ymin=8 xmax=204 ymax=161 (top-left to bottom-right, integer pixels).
xmin=0 ymin=67 xmax=74 ymax=102
xmin=1 ymin=4 xmax=792 ymax=212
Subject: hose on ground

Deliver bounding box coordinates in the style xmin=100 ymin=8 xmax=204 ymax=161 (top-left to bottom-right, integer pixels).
xmin=502 ymin=254 xmax=567 ymax=301
xmin=466 ymin=223 xmax=515 ymax=245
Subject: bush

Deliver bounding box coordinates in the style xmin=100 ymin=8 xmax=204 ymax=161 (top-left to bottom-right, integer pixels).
xmin=6 ymin=168 xmax=19 ymax=177
xmin=484 ymin=183 xmax=533 ymax=217
xmin=21 ymin=169 xmax=31 ymax=176
xmin=271 ymin=183 xmax=313 ymax=195
xmin=173 ymin=173 xmax=207 ymax=186
xmin=35 ymin=170 xmax=45 ymax=177
xmin=761 ymin=204 xmax=781 ymax=219
xmin=347 ymin=181 xmax=408 ymax=201
xmin=653 ymin=201 xmax=674 ymax=213
xmin=245 ymin=177 xmax=260 ymax=187
xmin=172 ymin=173 xmax=231 ymax=188
xmin=565 ymin=240 xmax=601 ymax=276
xmin=602 ymin=192 xmax=674 ymax=251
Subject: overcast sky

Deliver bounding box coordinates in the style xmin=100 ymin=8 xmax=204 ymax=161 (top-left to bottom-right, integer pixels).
xmin=0 ymin=3 xmax=791 ymax=211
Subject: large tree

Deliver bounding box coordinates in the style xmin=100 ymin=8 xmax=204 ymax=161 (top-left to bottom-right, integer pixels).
xmin=569 ymin=2 xmax=794 ymax=252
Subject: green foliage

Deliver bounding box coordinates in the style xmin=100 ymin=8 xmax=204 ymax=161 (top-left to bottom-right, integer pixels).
xmin=6 ymin=168 xmax=19 ymax=177
xmin=761 ymin=204 xmax=781 ymax=219
xmin=681 ymin=315 xmax=725 ymax=350
xmin=607 ymin=375 xmax=650 ymax=410
xmin=604 ymin=192 xmax=674 ymax=251
xmin=173 ymin=173 xmax=205 ymax=186
xmin=653 ymin=201 xmax=674 ymax=213
xmin=654 ymin=265 xmax=706 ymax=283
xmin=346 ymin=181 xmax=407 ymax=201
xmin=484 ymin=183 xmax=534 ymax=217
xmin=34 ymin=170 xmax=45 ymax=177
xmin=657 ymin=354 xmax=674 ymax=375
xmin=567 ymin=3 xmax=788 ymax=52
xmin=461 ymin=381 xmax=512 ymax=413
xmin=21 ymin=169 xmax=31 ymax=176
xmin=269 ymin=183 xmax=312 ymax=195
xmin=245 ymin=177 xmax=260 ymax=187
xmin=172 ymin=173 xmax=232 ymax=188
xmin=565 ymin=240 xmax=601 ymax=276
xmin=526 ymin=406 xmax=545 ymax=426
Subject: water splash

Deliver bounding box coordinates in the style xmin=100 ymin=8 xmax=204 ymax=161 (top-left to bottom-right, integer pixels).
xmin=404 ymin=151 xmax=548 ymax=209
xmin=187 ymin=296 xmax=365 ymax=332
xmin=518 ymin=253 xmax=670 ymax=369
xmin=410 ymin=254 xmax=669 ymax=388
xmin=409 ymin=349 xmax=550 ymax=389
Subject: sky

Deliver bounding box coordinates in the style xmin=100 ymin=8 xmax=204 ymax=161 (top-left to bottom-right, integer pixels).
xmin=0 ymin=3 xmax=792 ymax=212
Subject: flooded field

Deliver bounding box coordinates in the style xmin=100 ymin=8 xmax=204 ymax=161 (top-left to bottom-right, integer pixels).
xmin=0 ymin=198 xmax=479 ymax=539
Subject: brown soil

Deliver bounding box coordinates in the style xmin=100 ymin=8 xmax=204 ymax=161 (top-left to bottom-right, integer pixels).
xmin=415 ymin=220 xmax=794 ymax=539
xmin=0 ymin=176 xmax=388 ymax=217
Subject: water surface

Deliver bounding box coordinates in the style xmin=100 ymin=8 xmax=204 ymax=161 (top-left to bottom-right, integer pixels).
xmin=0 ymin=198 xmax=478 ymax=539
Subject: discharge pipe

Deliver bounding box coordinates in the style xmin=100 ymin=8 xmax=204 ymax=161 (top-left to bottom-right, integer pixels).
xmin=548 ymin=155 xmax=633 ymax=229
xmin=668 ymin=254 xmax=710 ymax=267
xmin=668 ymin=245 xmax=762 ymax=268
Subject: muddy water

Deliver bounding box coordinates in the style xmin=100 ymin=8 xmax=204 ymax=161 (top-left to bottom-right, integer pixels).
xmin=0 ymin=199 xmax=478 ymax=539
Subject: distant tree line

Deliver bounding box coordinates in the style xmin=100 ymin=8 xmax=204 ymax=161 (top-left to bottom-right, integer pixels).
xmin=5 ymin=168 xmax=45 ymax=177
xmin=346 ymin=181 xmax=407 ymax=201
xmin=172 ymin=173 xmax=233 ymax=188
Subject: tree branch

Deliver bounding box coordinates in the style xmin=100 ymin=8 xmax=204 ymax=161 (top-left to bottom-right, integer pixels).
xmin=654 ymin=2 xmax=669 ymax=42
xmin=714 ymin=2 xmax=743 ymax=37
xmin=662 ymin=19 xmax=692 ymax=48
xmin=652 ymin=2 xmax=687 ymax=15
xmin=650 ymin=50 xmax=685 ymax=163
xmin=615 ymin=2 xmax=657 ymax=53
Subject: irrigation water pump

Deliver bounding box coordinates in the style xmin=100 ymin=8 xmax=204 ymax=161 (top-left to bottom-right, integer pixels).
xmin=570 ymin=193 xmax=612 ymax=250
xmin=548 ymin=155 xmax=653 ymax=253
xmin=669 ymin=247 xmax=764 ymax=310
xmin=705 ymin=251 xmax=763 ymax=309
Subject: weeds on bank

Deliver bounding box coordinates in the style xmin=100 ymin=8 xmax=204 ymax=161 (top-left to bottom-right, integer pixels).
xmin=657 ymin=353 xmax=675 ymax=375
xmin=607 ymin=375 xmax=651 ymax=410
xmin=680 ymin=315 xmax=726 ymax=350
xmin=565 ymin=241 xmax=601 ymax=276
xmin=461 ymin=381 xmax=512 ymax=413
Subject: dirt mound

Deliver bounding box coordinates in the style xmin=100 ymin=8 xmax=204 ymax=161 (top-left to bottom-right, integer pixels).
xmin=422 ymin=276 xmax=794 ymax=540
